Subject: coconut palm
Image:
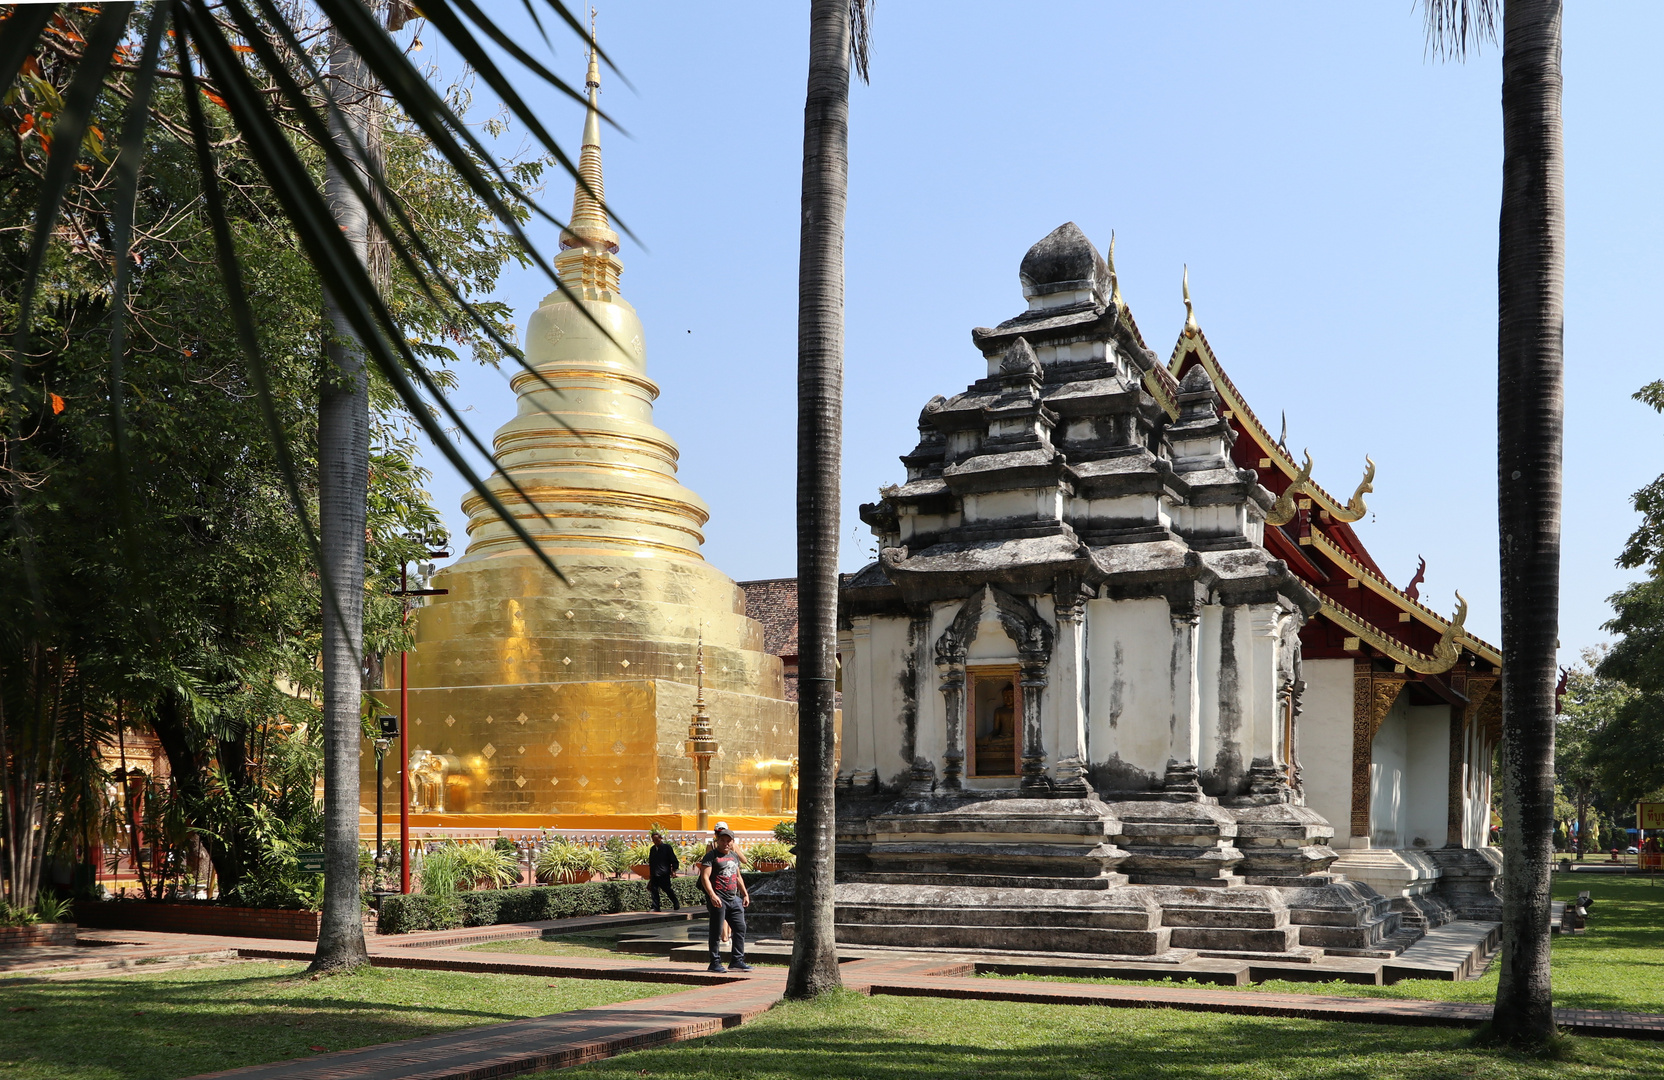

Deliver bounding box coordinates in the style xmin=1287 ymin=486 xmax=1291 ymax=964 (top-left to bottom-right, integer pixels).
xmin=788 ymin=0 xmax=870 ymax=1002
xmin=4 ymin=0 xmax=614 ymax=972
xmin=1423 ymin=0 xmax=1564 ymax=1047
xmin=313 ymin=14 xmax=377 ymax=973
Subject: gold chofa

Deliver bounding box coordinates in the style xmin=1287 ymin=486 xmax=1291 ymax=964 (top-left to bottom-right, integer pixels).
xmin=1264 ymin=449 xmax=1313 ymax=527
xmin=1331 ymin=455 xmax=1376 ymax=523
xmin=363 ymin=39 xmax=797 ymax=833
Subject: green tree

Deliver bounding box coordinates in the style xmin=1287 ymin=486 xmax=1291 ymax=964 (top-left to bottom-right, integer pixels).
xmin=1587 ymin=379 xmax=1664 ymax=807
xmin=1422 ymin=0 xmax=1565 ymax=1047
xmin=2 ymin=4 xmax=537 ymax=917
xmin=1557 ymin=649 xmax=1633 ymax=856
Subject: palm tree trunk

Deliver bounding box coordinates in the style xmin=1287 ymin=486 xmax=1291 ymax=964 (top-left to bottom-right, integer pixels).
xmin=1491 ymin=0 xmax=1563 ymax=1048
xmin=311 ymin=15 xmax=375 ymax=973
xmin=787 ymin=0 xmax=852 ymax=1001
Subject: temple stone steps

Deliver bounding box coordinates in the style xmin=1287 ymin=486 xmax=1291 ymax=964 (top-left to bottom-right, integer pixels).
xmin=838 ymin=904 xmax=1155 ymax=931
xmin=855 ymin=871 xmax=1128 ymax=891
xmin=833 ymin=921 xmax=1173 ymax=957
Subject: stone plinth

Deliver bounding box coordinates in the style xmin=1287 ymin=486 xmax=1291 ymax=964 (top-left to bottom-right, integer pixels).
xmin=1427 ymin=846 xmax=1503 ymax=921
xmin=1108 ymin=799 xmax=1244 ymax=886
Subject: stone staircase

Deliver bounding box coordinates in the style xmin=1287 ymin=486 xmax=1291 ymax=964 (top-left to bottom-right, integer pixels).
xmin=827 ymin=793 xmax=1412 ymax=964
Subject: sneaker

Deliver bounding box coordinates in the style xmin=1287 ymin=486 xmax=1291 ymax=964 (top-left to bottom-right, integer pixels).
xmin=707 ymin=962 xmax=727 ymax=973
xmin=729 ymin=960 xmax=753 ymax=972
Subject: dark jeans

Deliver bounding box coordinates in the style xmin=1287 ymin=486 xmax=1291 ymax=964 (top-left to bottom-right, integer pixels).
xmin=707 ymin=895 xmax=745 ymax=964
xmin=649 ymin=875 xmax=679 ymax=911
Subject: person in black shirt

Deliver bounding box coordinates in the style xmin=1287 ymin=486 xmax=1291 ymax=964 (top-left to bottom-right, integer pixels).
xmin=647 ymin=831 xmax=680 ymax=912
xmin=697 ymin=821 xmax=751 ymax=972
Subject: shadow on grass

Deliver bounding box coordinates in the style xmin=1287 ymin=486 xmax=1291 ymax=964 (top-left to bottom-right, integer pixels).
xmin=0 ymin=960 xmax=671 ymax=1080
xmin=554 ymin=993 xmax=1654 ymax=1080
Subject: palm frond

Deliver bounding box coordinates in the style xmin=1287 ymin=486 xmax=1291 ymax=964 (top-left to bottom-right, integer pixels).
xmin=850 ymin=0 xmax=873 ymax=84
xmin=173 ymin=0 xmax=573 ymax=587
xmin=107 ymin=7 xmax=169 ymax=601
xmin=1422 ymin=0 xmax=1498 ymax=61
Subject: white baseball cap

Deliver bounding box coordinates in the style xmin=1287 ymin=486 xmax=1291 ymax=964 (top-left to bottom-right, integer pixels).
xmin=713 ymin=821 xmax=733 ymax=837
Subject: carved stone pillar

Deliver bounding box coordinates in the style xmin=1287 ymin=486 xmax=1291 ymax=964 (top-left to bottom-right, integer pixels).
xmin=846 ymin=618 xmax=877 ymax=789
xmin=939 ymin=666 xmax=965 ymax=791
xmin=1049 ymin=588 xmax=1091 ymax=795
xmin=1165 ymin=607 xmax=1202 ymax=793
xmin=1248 ymin=608 xmax=1287 ymax=769
xmin=1019 ymin=661 xmax=1050 ymax=792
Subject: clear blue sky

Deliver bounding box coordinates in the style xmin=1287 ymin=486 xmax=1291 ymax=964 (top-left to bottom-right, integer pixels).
xmin=410 ymin=2 xmax=1663 ymax=664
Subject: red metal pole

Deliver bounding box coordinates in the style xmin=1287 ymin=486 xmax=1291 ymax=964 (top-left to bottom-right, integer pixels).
xmin=399 ymin=560 xmax=411 ymax=894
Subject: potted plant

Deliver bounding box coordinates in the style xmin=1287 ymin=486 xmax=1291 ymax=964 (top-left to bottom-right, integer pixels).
xmin=625 ymin=841 xmax=656 ymax=879
xmin=535 ymin=840 xmax=608 ymax=884
xmin=742 ymin=839 xmax=795 ymax=873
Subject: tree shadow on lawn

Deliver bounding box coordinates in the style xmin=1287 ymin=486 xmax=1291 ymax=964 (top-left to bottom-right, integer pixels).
xmin=0 ymin=961 xmax=659 ymax=1080
xmin=559 ymin=995 xmax=1653 ymax=1080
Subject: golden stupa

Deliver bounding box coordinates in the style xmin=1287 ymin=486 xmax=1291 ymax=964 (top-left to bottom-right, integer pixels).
xmin=363 ymin=40 xmax=797 ymax=831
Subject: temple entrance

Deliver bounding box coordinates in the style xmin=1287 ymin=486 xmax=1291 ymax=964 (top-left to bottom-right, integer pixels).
xmin=969 ymin=667 xmax=1019 ymax=777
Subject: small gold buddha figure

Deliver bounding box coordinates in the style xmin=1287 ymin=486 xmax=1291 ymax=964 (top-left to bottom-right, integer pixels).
xmin=992 ymin=686 xmax=1015 ymax=739
xmin=975 ymin=683 xmax=1018 ymax=776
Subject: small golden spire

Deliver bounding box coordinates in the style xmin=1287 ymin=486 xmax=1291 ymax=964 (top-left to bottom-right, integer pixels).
xmin=1107 ymin=230 xmax=1123 ymax=309
xmin=1182 ymin=264 xmax=1198 ymax=334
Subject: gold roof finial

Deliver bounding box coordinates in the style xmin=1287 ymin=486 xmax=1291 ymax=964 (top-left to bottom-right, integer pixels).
xmin=1107 ymin=230 xmax=1123 ymax=309
xmin=1182 ymin=264 xmax=1198 ymax=335
xmin=556 ymin=9 xmax=622 ymax=287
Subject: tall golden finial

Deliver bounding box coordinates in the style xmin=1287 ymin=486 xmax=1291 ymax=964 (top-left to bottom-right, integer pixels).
xmin=1107 ymin=230 xmax=1123 ymax=309
xmin=556 ymin=9 xmax=621 ymax=289
xmin=1182 ymin=264 xmax=1198 ymax=334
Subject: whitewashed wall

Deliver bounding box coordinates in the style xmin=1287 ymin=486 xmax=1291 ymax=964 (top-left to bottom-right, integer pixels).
xmin=1301 ymin=659 xmax=1355 ymax=842
xmin=1404 ymin=705 xmax=1452 ymax=849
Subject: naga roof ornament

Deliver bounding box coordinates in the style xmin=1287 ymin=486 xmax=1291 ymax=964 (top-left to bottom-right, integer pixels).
xmin=1330 ymin=455 xmax=1376 ymax=523
xmin=1182 ymin=264 xmax=1199 ymax=335
xmin=1264 ymin=449 xmax=1313 ymax=527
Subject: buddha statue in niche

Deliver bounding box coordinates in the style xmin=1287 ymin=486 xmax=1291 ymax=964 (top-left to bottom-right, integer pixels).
xmin=973 ymin=679 xmax=1018 ymax=776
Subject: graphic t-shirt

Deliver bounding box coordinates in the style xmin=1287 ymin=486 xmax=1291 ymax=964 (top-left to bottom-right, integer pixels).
xmin=701 ymin=848 xmax=742 ymax=899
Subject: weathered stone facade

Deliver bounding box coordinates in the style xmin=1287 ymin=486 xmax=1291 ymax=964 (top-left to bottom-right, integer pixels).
xmin=824 ymin=222 xmax=1493 ymax=959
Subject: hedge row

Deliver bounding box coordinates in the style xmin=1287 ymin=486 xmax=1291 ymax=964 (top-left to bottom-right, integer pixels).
xmin=376 ymin=874 xmax=775 ymax=934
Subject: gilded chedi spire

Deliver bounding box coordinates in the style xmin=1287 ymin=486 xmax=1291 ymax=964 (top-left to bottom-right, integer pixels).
xmin=555 ymin=32 xmax=621 ymax=292
xmin=371 ymin=35 xmax=797 ymax=827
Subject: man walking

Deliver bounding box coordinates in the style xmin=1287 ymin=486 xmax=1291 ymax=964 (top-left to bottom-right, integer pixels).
xmin=698 ymin=821 xmax=751 ymax=973
xmin=647 ymin=831 xmax=680 ymax=912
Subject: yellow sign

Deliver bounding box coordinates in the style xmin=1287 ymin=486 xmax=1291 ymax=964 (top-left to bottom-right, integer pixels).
xmin=1639 ymin=803 xmax=1664 ymax=830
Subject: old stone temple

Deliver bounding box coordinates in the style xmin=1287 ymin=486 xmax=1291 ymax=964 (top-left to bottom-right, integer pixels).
xmin=827 ymin=222 xmax=1501 ymax=959
xmin=361 ymin=43 xmax=796 ymax=831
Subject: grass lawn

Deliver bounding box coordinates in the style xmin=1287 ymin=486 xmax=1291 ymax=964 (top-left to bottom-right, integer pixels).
xmin=0 ymin=959 xmax=678 ymax=1080
xmin=536 ymin=990 xmax=1659 ymax=1080
xmin=988 ymin=876 xmax=1664 ymax=1014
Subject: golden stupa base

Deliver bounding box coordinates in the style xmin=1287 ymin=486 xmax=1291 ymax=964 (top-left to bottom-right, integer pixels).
xmin=361 ymin=678 xmax=805 ymax=818
xmin=358 ymin=811 xmax=788 ymax=836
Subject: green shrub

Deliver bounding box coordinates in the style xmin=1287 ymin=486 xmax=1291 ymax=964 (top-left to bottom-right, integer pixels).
xmin=33 ymin=893 xmax=73 ymax=923
xmin=772 ymin=820 xmax=797 ymax=845
xmin=622 ymin=841 xmax=655 ymax=868
xmin=376 ymin=877 xmax=708 ymax=933
xmin=0 ymin=903 xmax=39 ymax=928
xmin=742 ymin=839 xmax=795 ymax=867
xmin=602 ymin=836 xmax=630 ymax=876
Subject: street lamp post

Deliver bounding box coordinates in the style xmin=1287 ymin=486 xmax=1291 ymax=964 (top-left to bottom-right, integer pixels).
xmin=373 ymin=715 xmax=397 ymax=898
xmin=685 ymin=638 xmax=718 ymax=831
xmin=391 ymin=548 xmax=449 ymax=894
